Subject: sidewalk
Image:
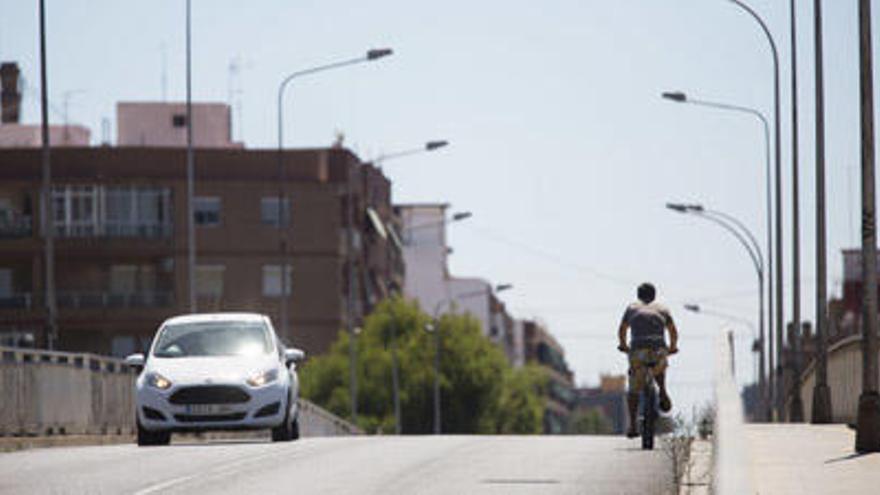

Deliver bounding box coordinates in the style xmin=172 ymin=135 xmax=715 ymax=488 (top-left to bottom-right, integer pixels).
xmin=746 ymin=424 xmax=880 ymax=495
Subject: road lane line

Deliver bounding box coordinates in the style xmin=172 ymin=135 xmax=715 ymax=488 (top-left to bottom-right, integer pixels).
xmin=131 ymin=447 xmax=294 ymax=495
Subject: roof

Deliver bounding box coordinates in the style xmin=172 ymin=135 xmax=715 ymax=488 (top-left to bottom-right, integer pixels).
xmin=161 ymin=312 xmax=268 ymax=326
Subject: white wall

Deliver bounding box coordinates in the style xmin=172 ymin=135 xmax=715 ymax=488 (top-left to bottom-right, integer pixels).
xmin=0 ymin=124 xmax=90 ymax=147
xmin=400 ymin=204 xmax=450 ymax=316
xmin=117 ymin=102 xmax=242 ymax=148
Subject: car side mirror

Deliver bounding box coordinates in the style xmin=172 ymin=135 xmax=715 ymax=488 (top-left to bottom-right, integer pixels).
xmin=125 ymin=353 xmax=145 ymax=370
xmin=284 ymin=348 xmax=305 ymax=366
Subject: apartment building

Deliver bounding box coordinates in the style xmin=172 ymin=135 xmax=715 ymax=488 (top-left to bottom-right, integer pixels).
xmin=0 ymin=133 xmax=402 ymax=357
xmin=522 ymin=319 xmax=575 ymax=434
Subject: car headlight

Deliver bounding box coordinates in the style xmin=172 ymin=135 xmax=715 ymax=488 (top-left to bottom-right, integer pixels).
xmin=146 ymin=372 xmax=173 ymax=390
xmin=247 ymin=368 xmax=279 ymax=387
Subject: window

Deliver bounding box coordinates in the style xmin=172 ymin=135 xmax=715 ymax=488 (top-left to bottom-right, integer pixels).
xmin=0 ymin=268 xmax=11 ymax=297
xmin=194 ymin=197 xmax=221 ymax=226
xmin=196 ymin=265 xmax=225 ymax=297
xmin=110 ymin=265 xmax=137 ymax=294
xmin=172 ymin=114 xmax=187 ymax=128
xmin=51 ymin=185 xmax=99 ymax=236
xmin=260 ymin=197 xmax=290 ymax=227
xmin=51 ymin=185 xmax=172 ymax=238
xmin=262 ymin=264 xmax=292 ymax=297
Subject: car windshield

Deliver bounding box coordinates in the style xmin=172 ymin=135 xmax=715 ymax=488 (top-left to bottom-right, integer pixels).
xmin=152 ymin=321 xmax=272 ymax=358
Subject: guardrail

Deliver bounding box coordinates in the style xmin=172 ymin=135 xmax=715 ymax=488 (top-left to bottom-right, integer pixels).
xmin=713 ymin=330 xmax=754 ymax=495
xmin=0 ymin=346 xmax=361 ymax=438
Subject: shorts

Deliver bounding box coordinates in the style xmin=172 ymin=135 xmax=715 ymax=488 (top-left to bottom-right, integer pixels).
xmin=628 ymin=347 xmax=669 ymax=394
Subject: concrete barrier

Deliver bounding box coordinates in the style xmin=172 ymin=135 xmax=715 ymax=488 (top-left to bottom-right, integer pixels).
xmin=796 ymin=335 xmax=869 ymax=424
xmin=713 ymin=330 xmax=754 ymax=495
xmin=0 ymin=346 xmax=360 ymax=438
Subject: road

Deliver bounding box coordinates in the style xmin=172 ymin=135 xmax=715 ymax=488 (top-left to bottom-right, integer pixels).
xmin=0 ymin=435 xmax=672 ymax=494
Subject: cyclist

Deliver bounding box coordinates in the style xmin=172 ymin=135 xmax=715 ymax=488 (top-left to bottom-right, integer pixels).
xmin=617 ymin=282 xmax=679 ymax=438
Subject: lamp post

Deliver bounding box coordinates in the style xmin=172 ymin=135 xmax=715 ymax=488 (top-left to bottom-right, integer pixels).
xmin=661 ymin=91 xmax=773 ymax=421
xmin=38 ymin=0 xmax=57 ymax=350
xmin=399 ymin=208 xmax=470 ymax=434
xmin=667 ymin=203 xmax=766 ymax=417
xmin=430 ymin=283 xmax=512 ymax=434
xmin=276 ymin=48 xmax=393 ymax=425
xmin=855 ymin=0 xmax=880 ymax=453
xmin=684 ymin=303 xmax=757 ymax=380
xmin=726 ymin=0 xmax=785 ymax=422
xmin=372 ymin=139 xmax=450 ymax=435
xmin=185 ymin=0 xmax=196 ymax=314
xmin=787 ymin=0 xmax=805 ymax=424
xmin=811 ymin=0 xmax=832 ymax=425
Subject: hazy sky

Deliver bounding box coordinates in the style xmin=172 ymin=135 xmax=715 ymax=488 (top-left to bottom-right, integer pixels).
xmin=2 ymin=0 xmax=875 ymax=413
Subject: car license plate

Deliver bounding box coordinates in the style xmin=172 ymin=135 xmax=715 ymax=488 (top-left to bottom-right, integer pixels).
xmin=185 ymin=404 xmax=233 ymax=415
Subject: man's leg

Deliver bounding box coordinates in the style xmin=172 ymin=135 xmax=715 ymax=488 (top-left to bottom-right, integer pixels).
xmin=655 ymin=369 xmax=672 ymax=412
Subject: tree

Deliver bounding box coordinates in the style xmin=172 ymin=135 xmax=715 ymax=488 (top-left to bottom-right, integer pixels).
xmin=567 ymin=408 xmax=613 ymax=435
xmin=496 ymin=364 xmax=547 ymax=434
xmin=300 ymin=297 xmax=546 ymax=434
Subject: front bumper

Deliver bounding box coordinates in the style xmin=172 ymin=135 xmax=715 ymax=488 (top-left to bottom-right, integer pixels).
xmin=137 ymin=381 xmax=296 ymax=432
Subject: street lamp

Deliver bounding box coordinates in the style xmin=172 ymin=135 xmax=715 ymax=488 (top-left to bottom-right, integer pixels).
xmin=661 ymin=90 xmax=774 ymax=423
xmin=786 ymin=0 xmax=805 ymax=425
xmin=387 ymin=208 xmax=470 ymax=435
xmin=725 ymin=0 xmax=785 ymax=423
xmin=685 ymin=303 xmax=758 ymax=380
xmin=38 ymin=0 xmax=57 ymax=350
xmin=370 ymin=139 xmax=450 ymax=435
xmin=811 ymin=0 xmax=832 ymax=425
xmin=667 ymin=202 xmax=767 ymax=417
xmin=430 ymin=283 xmax=513 ymax=434
xmin=276 ymin=48 xmax=393 ymax=425
xmin=376 ymin=140 xmax=450 ymax=163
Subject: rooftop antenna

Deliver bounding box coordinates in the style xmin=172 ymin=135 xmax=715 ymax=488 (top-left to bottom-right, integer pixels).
xmin=101 ymin=117 xmax=111 ymax=146
xmin=227 ymin=55 xmax=247 ymax=143
xmin=61 ymin=89 xmax=85 ymax=144
xmin=160 ymin=42 xmax=168 ymax=101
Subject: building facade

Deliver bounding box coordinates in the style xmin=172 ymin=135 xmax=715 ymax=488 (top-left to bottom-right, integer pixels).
xmin=573 ymin=375 xmax=627 ymax=434
xmin=0 ymin=146 xmax=402 ymax=357
xmin=522 ymin=319 xmax=575 ymax=433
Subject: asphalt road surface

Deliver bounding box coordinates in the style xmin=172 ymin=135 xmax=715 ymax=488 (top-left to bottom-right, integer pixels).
xmin=0 ymin=435 xmax=673 ymax=494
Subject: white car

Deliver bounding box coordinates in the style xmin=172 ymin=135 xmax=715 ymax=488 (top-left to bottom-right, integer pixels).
xmin=125 ymin=313 xmax=304 ymax=446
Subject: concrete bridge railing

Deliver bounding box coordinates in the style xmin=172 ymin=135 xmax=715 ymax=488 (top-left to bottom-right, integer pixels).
xmin=0 ymin=346 xmax=360 ymax=437
xmin=796 ymin=335 xmax=870 ymax=424
xmin=713 ymin=330 xmax=754 ymax=495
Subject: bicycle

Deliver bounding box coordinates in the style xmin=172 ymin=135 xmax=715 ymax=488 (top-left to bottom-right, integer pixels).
xmin=619 ymin=345 xmax=676 ymax=450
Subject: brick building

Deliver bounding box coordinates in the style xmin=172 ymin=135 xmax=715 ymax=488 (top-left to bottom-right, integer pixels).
xmin=0 ymin=146 xmax=403 ymax=356
xmin=522 ymin=319 xmax=575 ymax=433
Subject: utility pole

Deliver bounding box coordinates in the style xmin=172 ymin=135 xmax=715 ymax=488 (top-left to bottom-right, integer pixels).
xmin=811 ymin=0 xmax=832 ymax=424
xmin=855 ymin=0 xmax=880 ymax=453
xmin=38 ymin=0 xmax=57 ymax=350
xmin=788 ymin=0 xmax=804 ymax=423
xmin=185 ymin=0 xmax=197 ymax=313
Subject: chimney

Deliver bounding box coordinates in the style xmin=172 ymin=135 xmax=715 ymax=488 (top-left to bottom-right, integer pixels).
xmin=1 ymin=62 xmax=22 ymax=124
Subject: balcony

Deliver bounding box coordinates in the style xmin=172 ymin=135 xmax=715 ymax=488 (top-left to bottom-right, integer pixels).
xmin=54 ymin=223 xmax=173 ymax=239
xmin=0 ymin=291 xmax=174 ymax=310
xmin=57 ymin=291 xmax=174 ymax=309
xmin=0 ymin=214 xmax=32 ymax=239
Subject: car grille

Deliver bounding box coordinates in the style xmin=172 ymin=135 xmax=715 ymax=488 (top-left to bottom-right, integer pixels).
xmin=169 ymin=385 xmax=251 ymax=405
xmin=173 ymin=413 xmax=247 ymax=423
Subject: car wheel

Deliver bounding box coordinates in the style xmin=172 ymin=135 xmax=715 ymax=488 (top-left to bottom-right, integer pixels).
xmin=137 ymin=420 xmax=171 ymax=447
xmin=271 ymin=395 xmax=295 ymax=442
xmin=291 ymin=417 xmax=300 ymax=440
